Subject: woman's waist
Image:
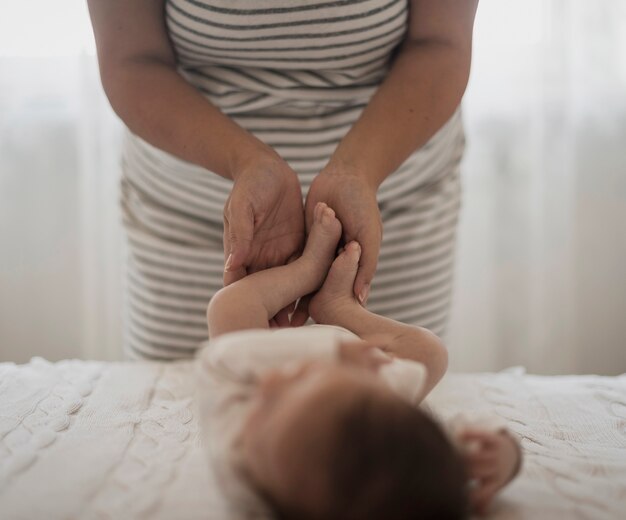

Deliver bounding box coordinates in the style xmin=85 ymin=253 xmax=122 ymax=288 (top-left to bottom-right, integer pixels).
xmin=177 ymin=64 xmax=386 ymax=117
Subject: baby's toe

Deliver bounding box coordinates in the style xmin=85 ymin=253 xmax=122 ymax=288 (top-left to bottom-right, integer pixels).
xmin=329 ymin=241 xmax=361 ymax=278
xmin=321 ymin=206 xmax=336 ymax=225
xmin=314 ymin=201 xmax=327 ymax=223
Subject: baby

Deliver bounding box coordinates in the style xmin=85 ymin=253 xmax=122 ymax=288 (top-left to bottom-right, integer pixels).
xmin=196 ymin=202 xmax=522 ymax=520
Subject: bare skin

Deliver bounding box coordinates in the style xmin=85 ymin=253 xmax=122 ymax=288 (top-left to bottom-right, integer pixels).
xmin=207 ymin=202 xmax=522 ymax=515
xmin=207 ymin=202 xmax=448 ymax=397
xmin=88 ymin=0 xmax=480 ymax=327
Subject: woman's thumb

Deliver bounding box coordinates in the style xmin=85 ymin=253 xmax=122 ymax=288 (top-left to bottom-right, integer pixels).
xmin=354 ymin=226 xmax=381 ymax=305
xmin=225 ymin=205 xmax=254 ymax=272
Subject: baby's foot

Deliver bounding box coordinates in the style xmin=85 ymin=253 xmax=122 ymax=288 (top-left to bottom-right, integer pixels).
xmin=300 ymin=202 xmax=343 ymax=289
xmin=309 ymin=240 xmax=362 ymax=325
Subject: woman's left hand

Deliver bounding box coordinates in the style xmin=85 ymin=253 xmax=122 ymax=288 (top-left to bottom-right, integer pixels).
xmin=290 ymin=162 xmax=382 ymax=326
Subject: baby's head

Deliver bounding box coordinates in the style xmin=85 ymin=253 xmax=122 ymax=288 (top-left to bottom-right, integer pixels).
xmin=239 ymin=358 xmax=468 ymax=520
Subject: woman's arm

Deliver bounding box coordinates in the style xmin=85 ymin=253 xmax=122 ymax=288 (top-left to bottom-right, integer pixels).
xmin=88 ymin=0 xmax=307 ymax=317
xmin=326 ymin=0 xmax=480 ymax=188
xmin=86 ymin=0 xmax=272 ymax=180
xmin=293 ymin=0 xmax=480 ymax=318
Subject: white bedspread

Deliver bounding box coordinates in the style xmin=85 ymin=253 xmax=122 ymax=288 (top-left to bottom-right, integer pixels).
xmin=0 ymin=358 xmax=624 ymax=520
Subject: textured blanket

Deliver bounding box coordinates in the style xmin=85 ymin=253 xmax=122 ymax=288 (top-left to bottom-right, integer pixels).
xmin=0 ymin=358 xmax=624 ymax=519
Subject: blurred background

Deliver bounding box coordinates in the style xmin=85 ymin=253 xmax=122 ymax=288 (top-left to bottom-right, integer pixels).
xmin=0 ymin=0 xmax=624 ymax=374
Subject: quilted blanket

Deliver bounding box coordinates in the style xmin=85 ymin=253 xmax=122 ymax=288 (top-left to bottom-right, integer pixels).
xmin=0 ymin=358 xmax=624 ymax=519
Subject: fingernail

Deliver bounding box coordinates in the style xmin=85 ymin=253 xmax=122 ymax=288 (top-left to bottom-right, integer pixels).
xmin=224 ymin=253 xmax=233 ymax=272
xmin=358 ymin=284 xmax=370 ymax=305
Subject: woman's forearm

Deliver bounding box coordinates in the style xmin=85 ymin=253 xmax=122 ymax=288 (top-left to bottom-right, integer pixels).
xmin=326 ymin=38 xmax=472 ymax=188
xmin=102 ymin=58 xmax=273 ymax=180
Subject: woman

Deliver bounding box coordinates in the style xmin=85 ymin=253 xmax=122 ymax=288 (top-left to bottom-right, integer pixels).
xmin=87 ymin=0 xmax=479 ymax=360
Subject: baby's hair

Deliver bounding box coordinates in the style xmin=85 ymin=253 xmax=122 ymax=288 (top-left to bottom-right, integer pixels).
xmin=269 ymin=392 xmax=469 ymax=520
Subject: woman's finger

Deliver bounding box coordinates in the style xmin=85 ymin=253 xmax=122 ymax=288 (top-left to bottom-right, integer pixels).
xmin=224 ymin=200 xmax=254 ymax=275
xmin=273 ymin=305 xmax=291 ymax=327
xmin=290 ymin=294 xmax=312 ymax=327
xmin=222 ymin=218 xmax=248 ymax=286
xmin=352 ymin=221 xmax=381 ymax=306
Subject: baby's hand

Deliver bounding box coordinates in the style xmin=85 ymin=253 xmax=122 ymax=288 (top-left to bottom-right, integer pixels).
xmin=459 ymin=429 xmax=522 ymax=515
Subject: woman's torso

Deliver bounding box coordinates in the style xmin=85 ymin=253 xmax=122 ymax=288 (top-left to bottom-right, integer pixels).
xmin=164 ymin=0 xmax=409 ymax=116
xmin=121 ymin=0 xmax=464 ymax=225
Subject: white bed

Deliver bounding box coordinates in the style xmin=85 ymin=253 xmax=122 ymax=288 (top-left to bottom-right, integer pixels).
xmin=0 ymin=358 xmax=624 ymax=519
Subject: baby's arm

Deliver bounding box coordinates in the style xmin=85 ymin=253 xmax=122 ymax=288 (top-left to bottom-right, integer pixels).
xmin=207 ymin=201 xmax=342 ymax=338
xmin=459 ymin=428 xmax=523 ymax=515
xmin=319 ymin=305 xmax=448 ymax=401
xmin=207 ymin=257 xmax=318 ymax=338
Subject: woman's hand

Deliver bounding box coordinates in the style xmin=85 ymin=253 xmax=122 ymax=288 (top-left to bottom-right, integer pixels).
xmin=223 ymin=147 xmax=305 ymax=326
xmin=460 ymin=429 xmax=523 ymax=515
xmin=291 ymin=161 xmax=382 ymax=326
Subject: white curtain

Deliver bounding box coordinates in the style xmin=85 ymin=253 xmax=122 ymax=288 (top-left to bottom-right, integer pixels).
xmin=0 ymin=0 xmax=124 ymax=362
xmin=447 ymin=0 xmax=626 ymax=375
xmin=1 ymin=0 xmax=624 ymax=373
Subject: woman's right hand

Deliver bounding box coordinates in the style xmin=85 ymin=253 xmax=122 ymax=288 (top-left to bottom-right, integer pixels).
xmin=223 ymin=147 xmax=305 ymax=324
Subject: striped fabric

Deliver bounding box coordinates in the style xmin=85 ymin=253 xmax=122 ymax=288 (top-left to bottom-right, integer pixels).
xmin=119 ymin=0 xmax=465 ymax=360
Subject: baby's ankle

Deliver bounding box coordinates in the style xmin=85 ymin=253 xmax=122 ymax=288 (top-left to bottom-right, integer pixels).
xmin=309 ymin=293 xmax=362 ymax=326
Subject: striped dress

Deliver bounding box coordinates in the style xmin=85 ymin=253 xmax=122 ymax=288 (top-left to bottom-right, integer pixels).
xmin=120 ymin=0 xmax=465 ymax=360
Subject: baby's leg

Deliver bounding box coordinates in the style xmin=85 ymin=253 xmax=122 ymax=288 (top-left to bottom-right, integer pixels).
xmin=207 ymin=203 xmax=342 ymax=337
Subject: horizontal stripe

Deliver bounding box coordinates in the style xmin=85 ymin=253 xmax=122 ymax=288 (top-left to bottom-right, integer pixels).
xmin=129 ymin=281 xmax=210 ymax=314
xmin=131 ymin=197 xmax=224 ymax=244
xmin=367 ymin=282 xmax=453 ymax=318
xmin=165 ymin=3 xmax=406 ymax=43
xmin=126 ymin=226 xmax=223 ymax=263
xmin=186 ymin=68 xmax=380 ymax=102
xmin=126 ymin=329 xmax=199 ymax=358
xmin=387 ymin=304 xmax=452 ymax=334
xmin=177 ymin=48 xmax=391 ymax=71
xmin=369 ymin=267 xmax=454 ymax=302
xmin=131 ymin=255 xmax=216 ymax=286
xmin=374 ymin=254 xmax=455 ymax=287
xmin=168 ymin=18 xmax=404 ymax=54
xmin=177 ymin=0 xmax=374 ymax=16
xmin=125 ymin=341 xmax=184 ymax=361
xmin=128 ymin=302 xmax=207 ymax=340
xmin=129 ymin=295 xmax=207 ymax=326
xmin=381 ymin=195 xmax=461 ymax=237
xmin=375 ymin=240 xmax=457 ymax=277
xmin=126 ymin=143 xmax=228 ymax=214
xmin=168 ymin=0 xmax=402 ymax=32
xmin=171 ymin=29 xmax=403 ymax=62
xmin=378 ymin=232 xmax=458 ymax=272
xmin=128 ymin=316 xmax=205 ymax=350
xmin=174 ymin=49 xmax=397 ymax=72
xmin=129 ymin=261 xmax=212 ymax=291
xmin=230 ymin=103 xmax=365 ymax=119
